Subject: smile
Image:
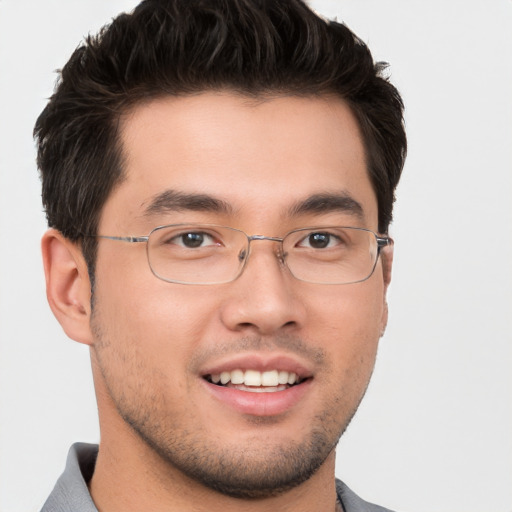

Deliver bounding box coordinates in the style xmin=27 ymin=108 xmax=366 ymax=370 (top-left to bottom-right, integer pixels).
xmin=205 ymin=369 xmax=305 ymax=393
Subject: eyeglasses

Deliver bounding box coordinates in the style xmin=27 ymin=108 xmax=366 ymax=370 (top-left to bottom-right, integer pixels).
xmin=94 ymin=224 xmax=392 ymax=285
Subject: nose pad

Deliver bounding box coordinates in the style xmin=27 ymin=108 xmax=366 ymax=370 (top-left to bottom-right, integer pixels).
xmin=276 ymin=246 xmax=287 ymax=266
xmin=236 ymin=238 xmax=287 ymax=279
xmin=237 ymin=247 xmax=248 ymax=263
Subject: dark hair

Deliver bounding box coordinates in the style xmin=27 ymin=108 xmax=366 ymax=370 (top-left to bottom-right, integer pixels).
xmin=34 ymin=0 xmax=406 ymax=281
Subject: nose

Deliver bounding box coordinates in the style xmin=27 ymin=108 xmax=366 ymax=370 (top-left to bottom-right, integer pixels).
xmin=219 ymin=241 xmax=306 ymax=335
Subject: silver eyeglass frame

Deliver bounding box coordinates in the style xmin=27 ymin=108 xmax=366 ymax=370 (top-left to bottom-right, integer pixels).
xmin=92 ymin=224 xmax=393 ymax=285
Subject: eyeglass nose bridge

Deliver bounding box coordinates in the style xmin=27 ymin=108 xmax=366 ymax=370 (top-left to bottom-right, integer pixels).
xmin=239 ymin=234 xmax=287 ymax=267
xmin=247 ymin=234 xmax=284 ymax=243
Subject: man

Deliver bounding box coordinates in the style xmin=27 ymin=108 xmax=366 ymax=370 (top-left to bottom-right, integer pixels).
xmin=34 ymin=0 xmax=406 ymax=510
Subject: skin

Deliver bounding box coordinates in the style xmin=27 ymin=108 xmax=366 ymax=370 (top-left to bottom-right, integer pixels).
xmin=42 ymin=92 xmax=393 ymax=512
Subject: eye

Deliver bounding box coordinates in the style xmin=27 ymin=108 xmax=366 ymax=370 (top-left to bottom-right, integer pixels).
xmin=298 ymin=231 xmax=341 ymax=249
xmin=171 ymin=231 xmax=219 ymax=248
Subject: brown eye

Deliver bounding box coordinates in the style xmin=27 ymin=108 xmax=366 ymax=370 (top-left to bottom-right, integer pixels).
xmin=168 ymin=231 xmax=218 ymax=248
xmin=181 ymin=232 xmax=205 ymax=248
xmin=308 ymin=232 xmax=331 ymax=249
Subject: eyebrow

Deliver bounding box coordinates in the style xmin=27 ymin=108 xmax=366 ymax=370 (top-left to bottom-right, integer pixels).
xmin=288 ymin=192 xmax=365 ymax=220
xmin=142 ymin=189 xmax=235 ymax=217
xmin=141 ymin=189 xmax=364 ymax=221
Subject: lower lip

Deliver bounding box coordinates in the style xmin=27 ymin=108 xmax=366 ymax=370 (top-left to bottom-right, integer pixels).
xmin=202 ymin=379 xmax=312 ymax=416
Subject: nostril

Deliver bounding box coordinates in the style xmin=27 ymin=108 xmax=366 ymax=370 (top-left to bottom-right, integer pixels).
xmin=236 ymin=322 xmax=255 ymax=331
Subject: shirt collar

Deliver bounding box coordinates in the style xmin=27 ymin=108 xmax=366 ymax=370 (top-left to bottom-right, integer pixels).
xmin=40 ymin=443 xmax=98 ymax=512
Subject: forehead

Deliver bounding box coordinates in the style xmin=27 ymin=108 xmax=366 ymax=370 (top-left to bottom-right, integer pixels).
xmin=101 ymin=92 xmax=377 ymax=231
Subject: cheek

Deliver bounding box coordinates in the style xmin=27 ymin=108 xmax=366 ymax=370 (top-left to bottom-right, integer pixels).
xmin=93 ymin=254 xmax=223 ymax=369
xmin=305 ymin=279 xmax=384 ymax=378
xmin=306 ymin=276 xmax=385 ymax=337
xmin=90 ymin=278 xmax=212 ymax=412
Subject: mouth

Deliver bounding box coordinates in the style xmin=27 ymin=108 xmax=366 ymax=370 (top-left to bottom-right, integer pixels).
xmin=200 ymin=354 xmax=314 ymax=415
xmin=204 ymin=369 xmax=307 ymax=393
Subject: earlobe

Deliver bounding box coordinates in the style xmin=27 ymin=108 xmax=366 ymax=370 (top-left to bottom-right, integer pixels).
xmin=381 ymin=243 xmax=394 ymax=293
xmin=41 ymin=229 xmax=93 ymax=345
xmin=379 ymin=244 xmax=394 ymax=336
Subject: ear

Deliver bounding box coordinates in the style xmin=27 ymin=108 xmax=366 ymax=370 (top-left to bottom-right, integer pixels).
xmin=381 ymin=242 xmax=393 ymax=293
xmin=41 ymin=229 xmax=93 ymax=345
xmin=379 ymin=243 xmax=394 ymax=337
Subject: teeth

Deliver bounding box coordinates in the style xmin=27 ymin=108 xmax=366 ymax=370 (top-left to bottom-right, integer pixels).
xmin=244 ymin=370 xmax=261 ymax=386
xmin=278 ymin=370 xmax=289 ymax=385
xmin=230 ymin=384 xmax=288 ymax=393
xmin=261 ymin=370 xmax=279 ymax=386
xmin=230 ymin=369 xmax=244 ymax=384
xmin=209 ymin=369 xmax=301 ymax=387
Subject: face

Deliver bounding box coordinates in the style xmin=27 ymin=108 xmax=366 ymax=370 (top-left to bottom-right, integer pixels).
xmin=90 ymin=92 xmax=391 ymax=498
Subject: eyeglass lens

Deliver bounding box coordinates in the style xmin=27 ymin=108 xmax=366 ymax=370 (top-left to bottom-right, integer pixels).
xmin=145 ymin=224 xmax=381 ymax=285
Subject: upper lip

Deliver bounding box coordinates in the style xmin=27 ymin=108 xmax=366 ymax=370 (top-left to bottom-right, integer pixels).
xmin=199 ymin=353 xmax=314 ymax=380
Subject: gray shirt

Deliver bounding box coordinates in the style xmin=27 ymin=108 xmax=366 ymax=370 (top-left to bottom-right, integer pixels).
xmin=41 ymin=443 xmax=395 ymax=512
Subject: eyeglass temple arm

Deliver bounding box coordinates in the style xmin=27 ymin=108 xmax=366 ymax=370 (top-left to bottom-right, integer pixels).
xmin=96 ymin=235 xmax=149 ymax=243
xmin=376 ymin=236 xmax=393 ymax=252
xmin=95 ymin=233 xmax=393 ymax=248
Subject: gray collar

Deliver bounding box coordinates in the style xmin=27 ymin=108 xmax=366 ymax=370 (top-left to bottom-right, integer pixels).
xmin=41 ymin=443 xmax=394 ymax=512
xmin=40 ymin=443 xmax=98 ymax=512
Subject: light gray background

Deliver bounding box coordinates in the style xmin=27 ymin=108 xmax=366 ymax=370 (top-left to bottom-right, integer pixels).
xmin=0 ymin=1 xmax=511 ymax=511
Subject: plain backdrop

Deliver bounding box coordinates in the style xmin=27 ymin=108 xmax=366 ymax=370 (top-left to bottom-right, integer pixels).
xmin=0 ymin=1 xmax=511 ymax=511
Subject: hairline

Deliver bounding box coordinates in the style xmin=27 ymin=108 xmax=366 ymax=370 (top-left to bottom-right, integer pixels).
xmin=83 ymin=87 xmax=376 ymax=288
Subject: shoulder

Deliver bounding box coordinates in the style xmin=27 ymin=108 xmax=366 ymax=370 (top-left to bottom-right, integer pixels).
xmin=336 ymin=479 xmax=397 ymax=512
